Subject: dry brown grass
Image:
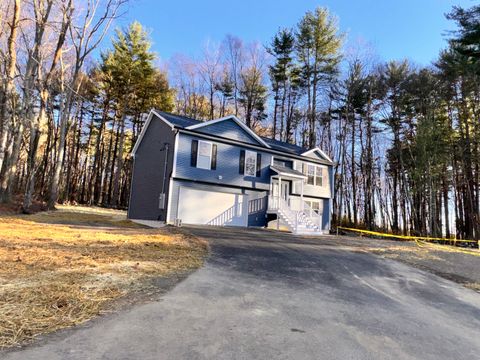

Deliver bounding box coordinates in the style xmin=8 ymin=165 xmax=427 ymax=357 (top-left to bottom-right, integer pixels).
xmin=465 ymin=283 xmax=480 ymax=291
xmin=364 ymin=245 xmax=444 ymax=261
xmin=0 ymin=206 xmax=207 ymax=348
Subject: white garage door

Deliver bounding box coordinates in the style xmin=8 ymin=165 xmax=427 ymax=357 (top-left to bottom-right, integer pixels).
xmin=177 ymin=187 xmax=248 ymax=226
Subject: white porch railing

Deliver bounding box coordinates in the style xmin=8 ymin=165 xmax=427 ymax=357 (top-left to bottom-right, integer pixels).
xmin=301 ymin=200 xmax=322 ymax=230
xmin=268 ymin=196 xmax=322 ymax=234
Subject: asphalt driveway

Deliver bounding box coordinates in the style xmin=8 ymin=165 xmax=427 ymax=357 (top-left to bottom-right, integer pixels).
xmin=3 ymin=226 xmax=480 ymax=360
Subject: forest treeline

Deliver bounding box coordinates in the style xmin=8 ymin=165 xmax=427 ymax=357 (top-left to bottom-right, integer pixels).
xmin=0 ymin=1 xmax=479 ymax=239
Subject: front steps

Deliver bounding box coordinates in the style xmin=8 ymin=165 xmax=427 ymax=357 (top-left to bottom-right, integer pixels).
xmin=276 ymin=208 xmax=323 ymax=235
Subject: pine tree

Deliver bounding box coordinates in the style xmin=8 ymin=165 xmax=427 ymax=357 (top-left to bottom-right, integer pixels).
xmin=268 ymin=28 xmax=296 ymax=140
xmin=295 ymin=7 xmax=342 ymax=148
xmin=99 ymin=21 xmax=171 ymax=206
xmin=447 ymin=5 xmax=480 ymax=62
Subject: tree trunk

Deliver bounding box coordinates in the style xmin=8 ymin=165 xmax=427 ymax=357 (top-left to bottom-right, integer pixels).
xmin=0 ymin=0 xmax=20 ymax=176
xmin=111 ymin=112 xmax=126 ymax=207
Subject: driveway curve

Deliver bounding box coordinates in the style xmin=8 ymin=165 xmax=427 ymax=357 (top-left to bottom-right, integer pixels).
xmin=3 ymin=226 xmax=480 ymax=360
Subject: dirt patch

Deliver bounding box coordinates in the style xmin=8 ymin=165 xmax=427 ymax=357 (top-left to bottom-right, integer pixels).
xmin=0 ymin=206 xmax=207 ymax=348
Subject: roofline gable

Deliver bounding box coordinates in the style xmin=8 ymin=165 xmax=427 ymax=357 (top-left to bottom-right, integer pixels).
xmin=132 ymin=110 xmax=333 ymax=164
xmin=301 ymin=147 xmax=333 ymax=163
xmin=131 ymin=109 xmax=174 ymax=156
xmin=185 ymin=115 xmax=271 ymax=148
xmin=178 ymin=128 xmax=332 ymax=165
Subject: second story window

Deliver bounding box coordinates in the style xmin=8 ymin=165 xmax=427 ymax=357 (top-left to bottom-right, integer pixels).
xmin=191 ymin=139 xmax=217 ymax=170
xmin=307 ymin=164 xmax=315 ymax=185
xmin=239 ymin=150 xmax=262 ymax=177
xmin=303 ymin=163 xmax=325 ymax=187
xmin=197 ymin=141 xmax=212 ymax=169
xmin=244 ymin=150 xmax=257 ymax=176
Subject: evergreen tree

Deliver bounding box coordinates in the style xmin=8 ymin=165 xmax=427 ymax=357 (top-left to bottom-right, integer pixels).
xmin=239 ymin=66 xmax=268 ymax=128
xmin=379 ymin=60 xmax=412 ymax=233
xmin=99 ymin=21 xmax=173 ymax=206
xmin=447 ymin=5 xmax=480 ymax=62
xmin=268 ymin=28 xmax=296 ymax=140
xmin=295 ymin=7 xmax=342 ymax=147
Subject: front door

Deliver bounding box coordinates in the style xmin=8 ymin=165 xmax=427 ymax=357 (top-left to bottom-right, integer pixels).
xmin=280 ymin=181 xmax=290 ymax=202
xmin=272 ymin=179 xmax=290 ymax=206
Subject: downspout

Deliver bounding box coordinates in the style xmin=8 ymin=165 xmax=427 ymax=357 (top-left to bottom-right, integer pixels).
xmin=157 ymin=142 xmax=170 ymax=221
xmin=161 ymin=143 xmax=169 ymax=194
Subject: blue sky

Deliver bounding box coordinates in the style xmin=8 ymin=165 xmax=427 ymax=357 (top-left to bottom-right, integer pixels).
xmin=116 ymin=0 xmax=473 ymax=65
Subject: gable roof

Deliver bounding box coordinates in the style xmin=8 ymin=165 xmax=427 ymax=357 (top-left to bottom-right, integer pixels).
xmin=301 ymin=148 xmax=333 ymax=163
xmin=154 ymin=110 xmax=310 ymax=155
xmin=155 ymin=111 xmax=200 ymax=128
xmin=141 ymin=110 xmax=333 ymax=164
xmin=185 ymin=115 xmax=270 ymax=148
xmin=270 ymin=164 xmax=307 ymax=179
xmin=260 ymin=137 xmax=308 ymax=156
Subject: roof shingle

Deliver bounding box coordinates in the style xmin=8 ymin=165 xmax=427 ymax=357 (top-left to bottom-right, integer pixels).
xmin=154 ymin=110 xmax=312 ymax=157
xmin=155 ymin=111 xmax=201 ymax=128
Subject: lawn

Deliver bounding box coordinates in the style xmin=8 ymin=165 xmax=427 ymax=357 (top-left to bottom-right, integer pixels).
xmin=0 ymin=205 xmax=207 ymax=348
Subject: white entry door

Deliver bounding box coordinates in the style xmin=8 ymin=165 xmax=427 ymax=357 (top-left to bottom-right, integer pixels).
xmin=272 ymin=180 xmax=290 ymax=205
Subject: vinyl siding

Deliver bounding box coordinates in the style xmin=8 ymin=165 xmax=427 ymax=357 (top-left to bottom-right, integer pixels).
xmin=174 ymin=133 xmax=272 ymax=190
xmin=292 ymin=160 xmax=332 ymax=198
xmin=194 ymin=118 xmax=261 ymax=145
xmin=128 ymin=114 xmax=175 ymax=221
xmin=129 ymin=112 xmax=333 ymax=230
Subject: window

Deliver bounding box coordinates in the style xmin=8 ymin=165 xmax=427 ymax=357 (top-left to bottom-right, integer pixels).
xmin=303 ymin=163 xmax=325 ymax=187
xmin=306 ymin=200 xmax=322 ymax=217
xmin=316 ymin=167 xmax=323 ymax=187
xmin=197 ymin=141 xmax=213 ymax=170
xmin=273 ymin=158 xmax=293 ymax=169
xmin=191 ymin=140 xmax=217 ymax=170
xmin=239 ymin=150 xmax=261 ymax=177
xmin=244 ymin=150 xmax=257 ymax=176
xmin=307 ymin=164 xmax=315 ymax=185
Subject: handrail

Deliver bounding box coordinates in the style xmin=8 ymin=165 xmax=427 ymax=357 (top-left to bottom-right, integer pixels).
xmin=302 ymin=201 xmax=322 ymax=230
xmin=269 ymin=195 xmax=298 ymax=232
xmin=268 ymin=195 xmax=322 ymax=233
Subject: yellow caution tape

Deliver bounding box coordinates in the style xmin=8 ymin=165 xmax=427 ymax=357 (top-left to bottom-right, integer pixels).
xmin=337 ymin=226 xmax=480 ymax=256
xmin=337 ymin=226 xmax=478 ymax=244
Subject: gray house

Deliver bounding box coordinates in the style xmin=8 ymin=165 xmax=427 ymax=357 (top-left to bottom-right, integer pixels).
xmin=128 ymin=109 xmax=334 ymax=235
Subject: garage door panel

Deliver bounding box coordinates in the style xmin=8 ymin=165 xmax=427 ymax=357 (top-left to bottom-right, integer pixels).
xmin=178 ymin=187 xmax=247 ymax=226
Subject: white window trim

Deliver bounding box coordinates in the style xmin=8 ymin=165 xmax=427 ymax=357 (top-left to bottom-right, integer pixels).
xmin=197 ymin=140 xmax=213 ymax=170
xmin=316 ymin=166 xmax=323 ymax=187
xmin=307 ymin=164 xmax=315 ymax=185
xmin=304 ymin=163 xmax=326 ymax=187
xmin=244 ymin=150 xmax=257 ymax=176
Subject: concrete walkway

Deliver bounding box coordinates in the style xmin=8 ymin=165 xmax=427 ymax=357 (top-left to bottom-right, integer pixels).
xmin=3 ymin=226 xmax=480 ymax=360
